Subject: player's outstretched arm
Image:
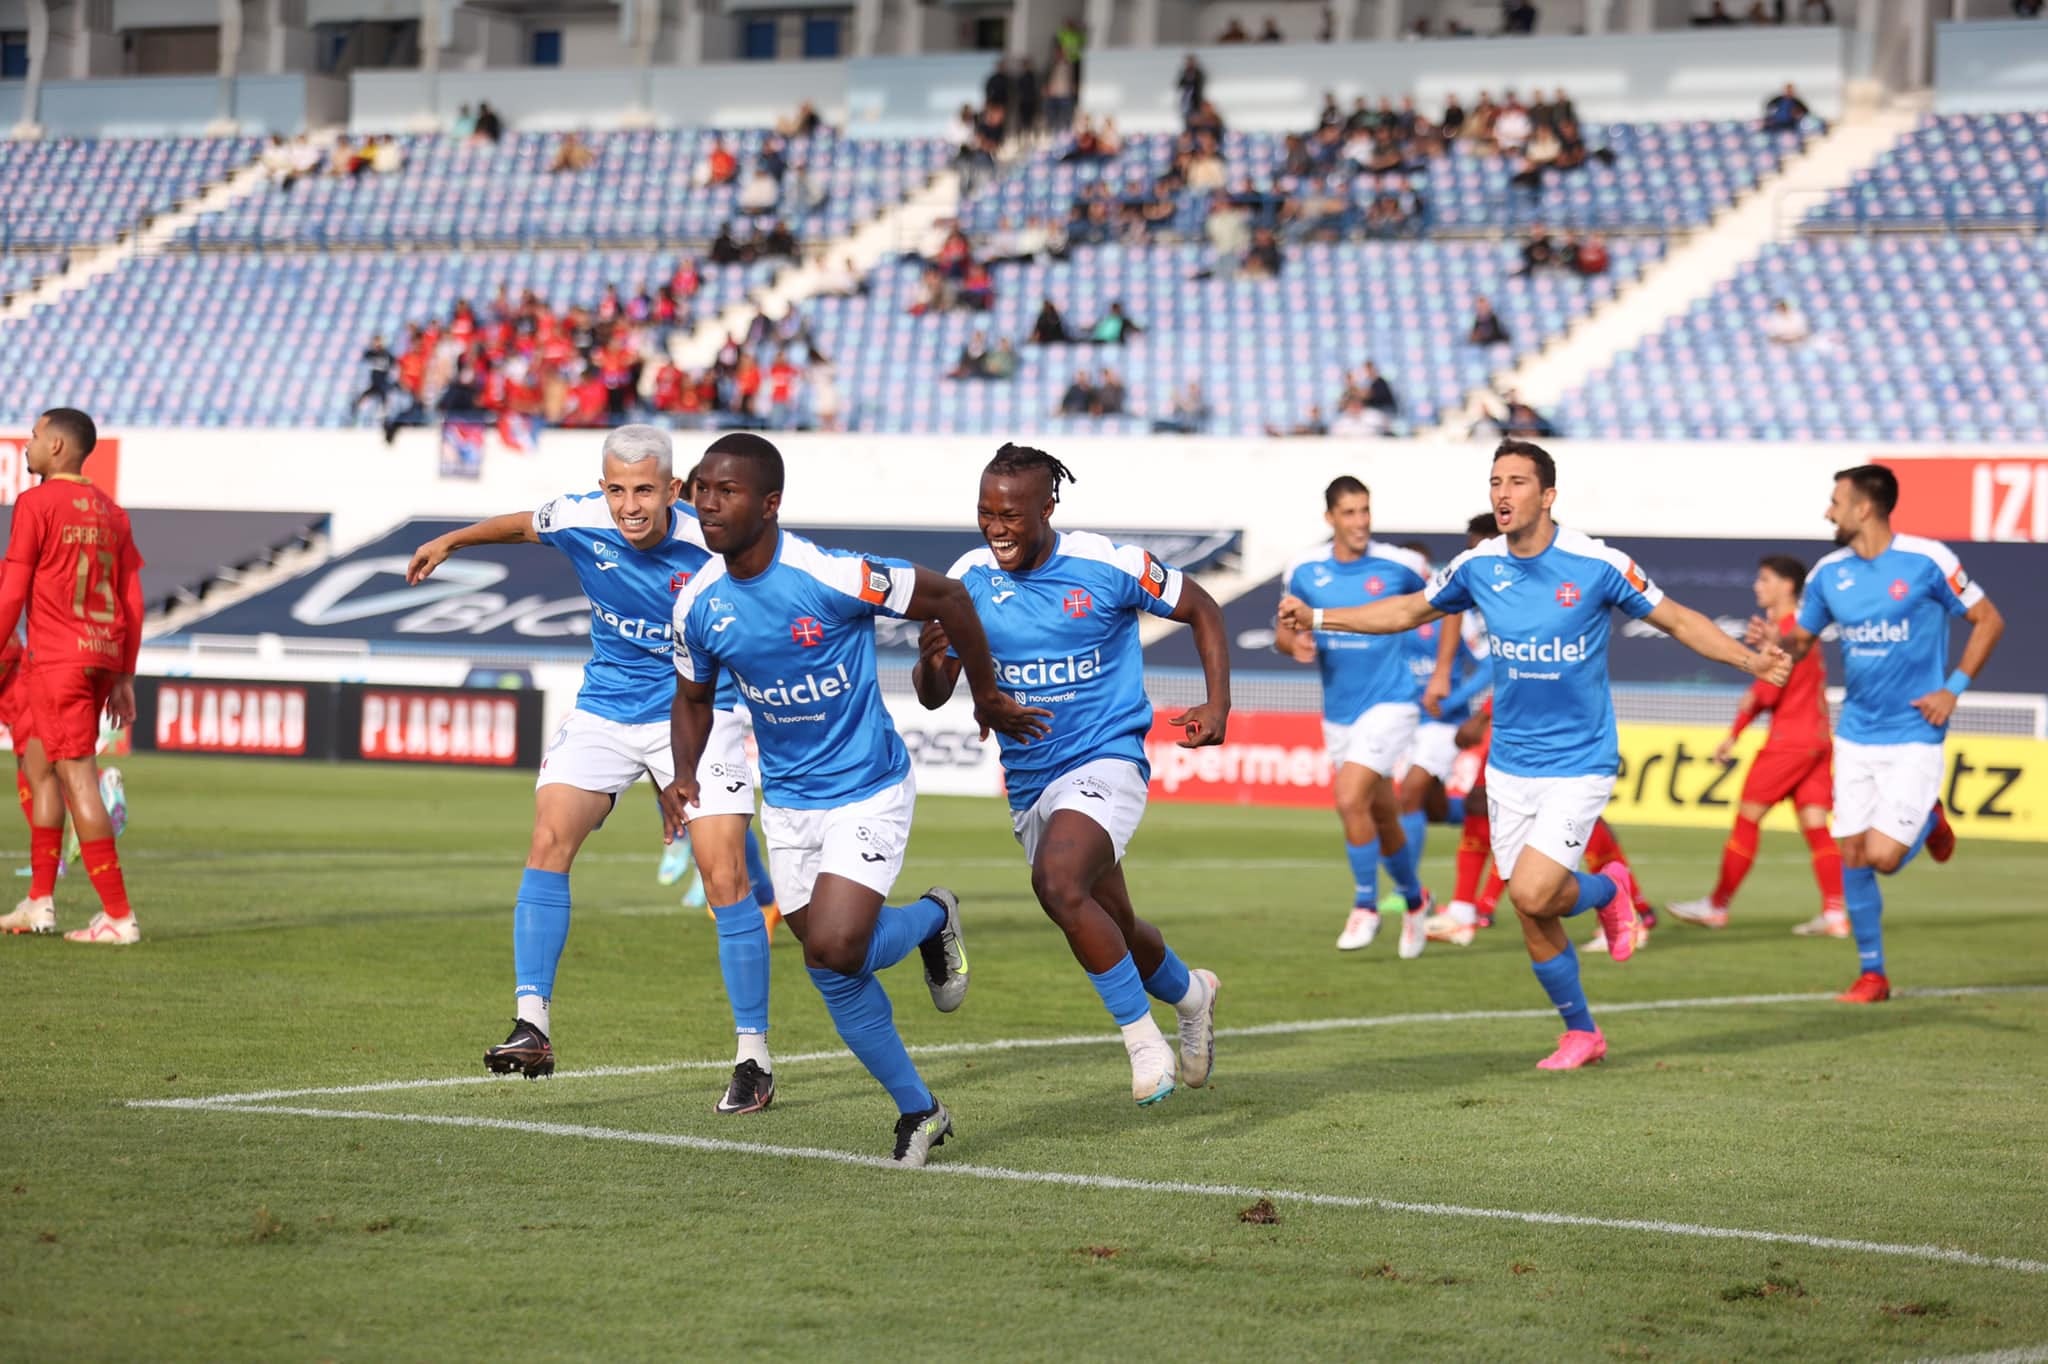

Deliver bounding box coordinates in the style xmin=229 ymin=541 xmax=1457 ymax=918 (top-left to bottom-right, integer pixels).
xmin=1165 ymin=578 xmax=1230 ymax=747
xmin=1647 ymin=598 xmax=1791 ymax=685
xmin=905 ymin=568 xmax=1052 ymax=744
xmin=1423 ymin=611 xmax=1465 ymax=716
xmin=910 ymin=619 xmax=964 ymax=710
xmin=405 ymin=512 xmax=540 ymax=584
xmin=660 ymin=674 xmax=717 ymax=842
xmin=1913 ymin=594 xmax=2004 ymax=728
xmin=1277 ymin=590 xmax=1442 ymax=638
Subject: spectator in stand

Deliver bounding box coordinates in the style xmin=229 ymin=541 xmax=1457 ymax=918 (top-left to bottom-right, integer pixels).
xmin=1763 ymin=82 xmax=1812 ymax=133
xmin=739 ymin=164 xmax=781 ymax=214
xmin=1515 ymin=224 xmax=1559 ymax=275
xmin=760 ymin=221 xmax=800 ymax=260
xmin=1093 ymin=367 xmax=1128 ymax=415
xmin=1358 ymin=362 xmax=1399 ymax=423
xmin=355 ymin=335 xmax=396 ymax=417
xmin=370 ymin=136 xmax=406 ymax=175
xmin=440 ymin=362 xmax=483 ymax=416
xmin=808 ymin=360 xmax=843 ymax=430
xmin=1015 ymin=57 xmax=1043 ymax=139
xmin=1030 ymin=297 xmax=1071 ymax=344
xmin=1320 ymin=2 xmax=1336 ymax=37
xmin=701 ymin=137 xmax=739 ymax=187
xmin=1044 ymin=51 xmax=1078 ymax=133
xmin=1218 ymin=18 xmax=1251 ymax=41
xmin=549 ymin=133 xmax=597 ymax=174
xmin=453 ymin=104 xmax=477 ymax=139
xmin=1187 ymin=101 xmax=1226 ymax=141
xmin=709 ymin=222 xmax=747 ymax=265
xmin=1177 ymin=55 xmax=1208 ymax=127
xmin=909 ymin=268 xmax=952 ymax=316
xmin=958 ymin=259 xmax=995 ymax=311
xmin=984 ymin=338 xmax=1019 ymax=380
xmin=948 ymin=330 xmax=994 ymax=379
xmin=473 ymin=102 xmax=504 ymax=144
xmin=1268 ymin=406 xmax=1331 ymax=437
xmin=1152 ymin=382 xmax=1213 ymax=434
xmin=778 ymin=101 xmax=824 ymax=139
xmin=1244 ymin=227 xmax=1285 ymax=278
xmin=984 ymin=59 xmax=1013 ymax=143
xmin=1503 ymin=395 xmax=1555 ymax=437
xmin=765 ymin=353 xmax=803 ymax=421
xmin=1061 ymin=116 xmax=1109 ymax=164
xmin=1089 ymin=301 xmax=1142 ymax=344
xmin=1465 ymin=90 xmax=1500 ymax=147
xmin=1330 ymin=398 xmax=1381 ymax=436
xmin=1503 ymin=0 xmax=1538 ymax=30
xmin=1468 ymin=295 xmax=1511 ymax=346
xmin=1696 ymin=0 xmax=1738 ymax=21
xmin=1097 ymin=117 xmax=1123 ymax=158
xmin=1762 ymin=297 xmax=1811 ymax=344
xmin=1059 ymin=370 xmax=1098 ymax=415
xmin=1259 ymin=17 xmax=1285 ymax=40
xmin=1492 ymin=93 xmax=1533 ymax=156
xmin=1055 ymin=17 xmax=1087 ymax=94
xmin=652 ymin=358 xmax=687 ymax=413
xmin=1569 ymin=232 xmax=1610 ymax=276
xmin=2016 ymin=0 xmax=2043 ymax=16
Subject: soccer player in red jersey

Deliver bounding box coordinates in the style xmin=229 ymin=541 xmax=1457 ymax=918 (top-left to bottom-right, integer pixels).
xmin=0 ymin=409 xmax=144 ymax=943
xmin=1668 ymin=555 xmax=1848 ymax=936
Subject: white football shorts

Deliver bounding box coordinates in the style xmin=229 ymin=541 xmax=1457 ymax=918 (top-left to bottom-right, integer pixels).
xmin=1484 ymin=764 xmax=1615 ymax=878
xmin=760 ymin=769 xmax=916 ymax=913
xmin=1323 ymin=701 xmax=1421 ymax=777
xmin=1407 ymin=720 xmax=1462 ymax=785
xmin=536 ymin=706 xmax=755 ymax=820
xmin=1832 ymin=737 xmax=1944 ymax=844
xmin=1012 ymin=757 xmax=1150 ymax=866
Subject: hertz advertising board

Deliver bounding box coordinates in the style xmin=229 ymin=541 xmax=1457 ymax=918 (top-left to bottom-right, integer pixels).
xmin=1608 ymin=724 xmax=2042 ymax=842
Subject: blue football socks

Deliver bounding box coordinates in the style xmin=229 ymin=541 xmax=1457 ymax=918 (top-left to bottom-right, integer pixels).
xmin=861 ymin=895 xmax=946 ymax=976
xmin=1843 ymin=864 xmax=1885 ymax=975
xmin=1383 ymin=829 xmax=1424 ymax=904
xmin=1890 ymin=815 xmax=1933 ymax=875
xmin=1399 ymin=810 xmax=1429 ymax=869
xmin=1141 ymin=945 xmax=1193 ymax=1006
xmin=710 ymin=893 xmax=771 ymax=1035
xmin=1531 ymin=944 xmax=1596 ymax=1034
xmin=1345 ymin=840 xmax=1380 ymax=910
xmin=806 ymin=964 xmax=932 ymax=1114
xmin=1445 ymin=795 xmax=1467 ymax=826
xmin=512 ymin=867 xmax=572 ymax=1008
xmin=1566 ymin=871 xmax=1618 ymax=918
xmin=1087 ymin=952 xmax=1153 ymax=1026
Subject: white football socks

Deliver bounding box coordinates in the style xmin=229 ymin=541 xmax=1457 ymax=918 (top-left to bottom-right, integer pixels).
xmin=516 ymin=995 xmax=551 ymax=1036
xmin=735 ymin=1030 xmax=771 ymax=1073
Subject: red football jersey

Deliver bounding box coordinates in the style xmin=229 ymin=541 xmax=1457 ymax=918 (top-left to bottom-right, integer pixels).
xmin=1738 ymin=611 xmax=1830 ymax=748
xmin=3 ymin=474 xmax=144 ymax=672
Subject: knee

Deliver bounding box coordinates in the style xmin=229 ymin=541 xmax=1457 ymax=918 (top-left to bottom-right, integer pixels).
xmin=1030 ymin=864 xmax=1090 ymax=925
xmin=698 ymin=853 xmax=749 ymax=908
xmin=803 ymin=929 xmax=865 ymax=976
xmin=1866 ymin=849 xmax=1903 ymax=875
xmin=1507 ymin=875 xmax=1556 ymax=917
xmin=526 ymin=825 xmax=577 ymax=872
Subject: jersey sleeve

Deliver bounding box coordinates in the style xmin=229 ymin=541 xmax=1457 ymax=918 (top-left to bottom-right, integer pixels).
xmin=1423 ymin=552 xmax=1476 ymax=613
xmin=532 ymin=494 xmax=567 ymax=545
xmin=1110 ymin=542 xmax=1182 ymax=620
xmin=672 ymin=598 xmax=714 ymax=684
xmin=812 ymin=549 xmax=919 ymax=621
xmin=1919 ymin=539 xmax=1985 ymax=617
xmin=1600 ymin=552 xmax=1664 ymax=620
xmin=3 ymin=496 xmax=42 ymax=568
xmin=1796 ymin=582 xmax=1833 ymax=635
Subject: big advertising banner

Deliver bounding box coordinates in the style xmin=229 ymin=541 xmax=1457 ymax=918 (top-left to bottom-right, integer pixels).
xmin=1140 ymin=711 xmax=2046 ymax=842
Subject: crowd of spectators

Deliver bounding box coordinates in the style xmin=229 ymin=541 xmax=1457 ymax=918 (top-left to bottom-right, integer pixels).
xmin=356 ymin=265 xmax=842 ymax=439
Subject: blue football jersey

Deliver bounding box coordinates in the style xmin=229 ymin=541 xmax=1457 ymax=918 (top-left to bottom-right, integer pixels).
xmin=533 ymin=491 xmax=737 ymax=724
xmin=950 ymin=531 xmax=1182 ymax=812
xmin=1426 ymin=527 xmax=1663 ymax=778
xmin=672 ymin=530 xmax=916 ymax=809
xmin=1798 ymin=533 xmax=1982 ymax=745
xmin=1404 ymin=611 xmax=1489 ymax=727
xmin=1284 ymin=540 xmax=1429 ymax=723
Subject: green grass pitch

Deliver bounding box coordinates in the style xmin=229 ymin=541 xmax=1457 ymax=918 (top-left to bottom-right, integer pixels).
xmin=3 ymin=755 xmax=2044 ymax=1361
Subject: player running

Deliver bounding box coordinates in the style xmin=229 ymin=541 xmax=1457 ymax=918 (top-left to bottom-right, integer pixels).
xmin=667 ymin=432 xmax=1048 ymax=1166
xmin=1279 ymin=440 xmax=1789 ymax=1069
xmin=406 ymin=426 xmax=780 ymax=1115
xmin=910 ymin=445 xmax=1227 ymax=1107
xmin=0 ymin=409 xmax=144 ymax=944
xmin=1273 ymin=477 xmax=1435 ymax=957
xmin=1766 ymin=464 xmax=2003 ymax=1004
xmin=1669 ymin=555 xmax=1847 ymax=936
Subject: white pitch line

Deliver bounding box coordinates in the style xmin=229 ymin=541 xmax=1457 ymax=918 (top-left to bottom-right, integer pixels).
xmin=126 ymin=983 xmax=2048 ymax=1111
xmin=143 ymin=1101 xmax=2048 ymax=1277
xmin=1915 ymin=1349 xmax=2048 ymax=1364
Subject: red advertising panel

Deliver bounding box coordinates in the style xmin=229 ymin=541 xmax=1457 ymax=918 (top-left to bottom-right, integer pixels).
xmin=154 ymin=681 xmax=309 ymax=756
xmin=0 ymin=436 xmax=121 ymax=505
xmin=358 ymin=689 xmax=523 ymax=766
xmin=1144 ymin=710 xmax=1331 ymax=807
xmin=1887 ymin=458 xmax=2048 ymax=543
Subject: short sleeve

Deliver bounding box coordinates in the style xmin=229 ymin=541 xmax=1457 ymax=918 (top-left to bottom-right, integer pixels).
xmin=4 ymin=498 xmax=40 ymax=567
xmin=1110 ymin=542 xmax=1181 ymax=620
xmin=1796 ymin=584 xmax=1832 ymax=635
xmin=672 ymin=598 xmax=713 ymax=683
xmin=813 ymin=550 xmax=918 ymax=620
xmin=532 ymin=495 xmax=567 ymax=545
xmin=1423 ymin=554 xmax=1475 ymax=613
xmin=1927 ymin=546 xmax=1984 ymax=617
xmin=1602 ymin=554 xmax=1663 ymax=620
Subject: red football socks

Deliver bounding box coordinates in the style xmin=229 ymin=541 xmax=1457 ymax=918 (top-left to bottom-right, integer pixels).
xmin=1803 ymin=822 xmax=1845 ymax=912
xmin=29 ymin=825 xmax=61 ymax=899
xmin=1454 ymin=811 xmax=1490 ymax=903
xmin=79 ymin=837 xmax=132 ymax=919
xmin=1711 ymin=815 xmax=1762 ymax=909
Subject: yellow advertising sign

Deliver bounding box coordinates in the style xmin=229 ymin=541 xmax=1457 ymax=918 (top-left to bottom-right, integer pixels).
xmin=1607 ymin=725 xmax=2045 ymax=843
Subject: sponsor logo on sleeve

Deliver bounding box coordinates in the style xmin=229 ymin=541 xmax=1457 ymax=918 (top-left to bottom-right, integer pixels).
xmin=1141 ymin=552 xmax=1168 ymax=598
xmin=858 ymin=560 xmax=892 ymax=606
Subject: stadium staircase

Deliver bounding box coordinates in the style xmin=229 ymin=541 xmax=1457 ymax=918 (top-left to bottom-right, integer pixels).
xmin=672 ymin=167 xmax=963 ymax=370
xmin=0 ymin=131 xmax=332 ymax=325
xmin=1431 ymin=96 xmax=1926 ymax=434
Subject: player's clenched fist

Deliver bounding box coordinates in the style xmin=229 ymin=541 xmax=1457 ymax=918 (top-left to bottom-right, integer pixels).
xmin=1276 ymin=594 xmax=1313 ymax=632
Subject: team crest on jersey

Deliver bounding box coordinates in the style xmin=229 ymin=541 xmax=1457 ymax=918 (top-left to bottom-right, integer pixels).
xmin=1365 ymin=575 xmax=1385 ymax=596
xmin=1063 ymin=589 xmax=1093 ymax=618
xmin=71 ymin=497 xmax=93 ymax=513
xmin=670 ymin=571 xmax=691 ymax=592
xmin=1889 ymin=579 xmax=1908 ymax=601
xmin=790 ymin=617 xmax=825 ymax=647
xmin=1555 ymin=582 xmax=1581 ymax=607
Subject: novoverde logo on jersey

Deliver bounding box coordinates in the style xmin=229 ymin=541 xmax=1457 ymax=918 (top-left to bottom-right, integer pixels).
xmin=1607 ymin=723 xmax=2044 ymax=842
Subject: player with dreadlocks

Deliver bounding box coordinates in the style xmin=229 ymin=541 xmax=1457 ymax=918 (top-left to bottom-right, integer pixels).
xmin=913 ymin=444 xmax=1230 ymax=1107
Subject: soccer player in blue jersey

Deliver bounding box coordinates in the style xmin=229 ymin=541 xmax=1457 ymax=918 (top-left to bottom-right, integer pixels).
xmin=667 ymin=432 xmax=1049 ymax=1166
xmin=1768 ymin=464 xmax=2003 ymax=1004
xmin=406 ymin=426 xmax=780 ymax=1114
xmin=1273 ymin=477 xmax=1437 ymax=957
xmin=910 ymin=445 xmax=1229 ymax=1107
xmin=1280 ymin=441 xmax=1790 ymax=1069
